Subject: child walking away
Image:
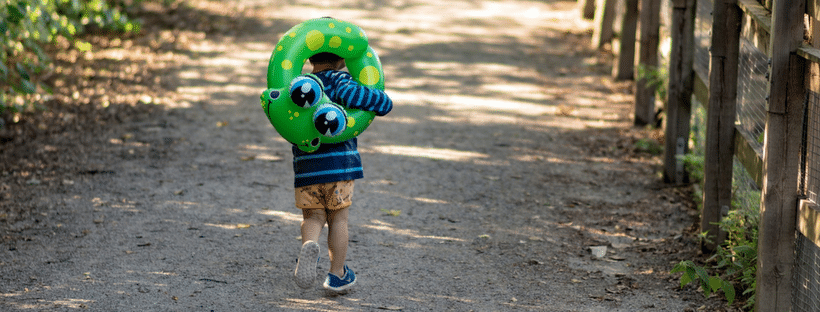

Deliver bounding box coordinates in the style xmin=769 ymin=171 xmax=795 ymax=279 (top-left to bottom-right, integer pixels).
xmin=292 ymin=50 xmax=392 ymax=292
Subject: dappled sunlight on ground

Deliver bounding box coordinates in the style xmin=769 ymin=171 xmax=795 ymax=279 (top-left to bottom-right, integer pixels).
xmin=277 ymin=297 xmax=360 ymax=311
xmin=261 ymin=210 xmax=303 ymax=223
xmin=362 ymin=219 xmax=465 ymax=242
xmin=367 ymin=145 xmax=488 ymax=161
xmin=1 ymin=290 xmax=96 ymax=309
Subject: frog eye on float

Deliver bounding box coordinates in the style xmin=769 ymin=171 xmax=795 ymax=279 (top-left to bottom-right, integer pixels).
xmin=289 ymin=75 xmax=322 ymax=108
xmin=313 ymin=103 xmax=347 ymax=137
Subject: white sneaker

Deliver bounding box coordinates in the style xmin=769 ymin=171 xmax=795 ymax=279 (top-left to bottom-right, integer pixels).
xmin=294 ymin=241 xmax=319 ymax=288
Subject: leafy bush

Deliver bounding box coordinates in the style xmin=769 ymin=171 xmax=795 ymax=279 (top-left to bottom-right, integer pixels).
xmin=673 ymin=200 xmax=758 ymax=309
xmin=672 ymin=260 xmax=737 ymax=305
xmin=673 ymin=103 xmax=759 ymax=310
xmin=1 ymin=0 xmax=142 ymax=117
xmin=636 ymin=63 xmax=668 ymax=106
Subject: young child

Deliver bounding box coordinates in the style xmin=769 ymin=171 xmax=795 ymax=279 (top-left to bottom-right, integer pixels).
xmin=292 ymin=51 xmax=392 ymax=292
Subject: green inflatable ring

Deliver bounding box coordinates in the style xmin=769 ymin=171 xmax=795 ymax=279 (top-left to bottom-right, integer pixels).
xmin=260 ymin=18 xmax=384 ymax=153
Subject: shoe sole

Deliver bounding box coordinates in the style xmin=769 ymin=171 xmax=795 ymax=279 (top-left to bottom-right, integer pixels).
xmin=294 ymin=241 xmax=319 ymax=289
xmin=323 ymin=274 xmax=356 ymax=292
xmin=323 ymin=279 xmax=356 ymax=292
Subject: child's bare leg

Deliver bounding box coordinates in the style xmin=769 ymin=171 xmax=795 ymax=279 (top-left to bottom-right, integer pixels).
xmin=326 ymin=206 xmax=349 ymax=277
xmin=301 ymin=208 xmax=327 ymax=244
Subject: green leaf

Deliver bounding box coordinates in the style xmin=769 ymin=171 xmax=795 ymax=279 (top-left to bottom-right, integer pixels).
xmin=125 ymin=21 xmax=140 ymax=33
xmin=75 ymin=40 xmax=92 ymax=52
xmin=0 ymin=62 xmax=7 ymax=80
xmin=708 ymin=276 xmax=723 ymax=292
xmin=680 ymin=271 xmax=693 ymax=287
xmin=15 ymin=63 xmax=29 ymax=80
xmin=30 ymin=43 xmax=48 ymax=63
xmin=671 ymin=262 xmax=687 ymax=274
xmin=692 ymin=265 xmax=710 ymax=286
xmin=18 ymin=79 xmax=35 ymax=94
xmin=723 ymin=282 xmax=736 ymax=304
xmin=7 ymin=3 xmax=26 ymax=24
xmin=41 ymin=83 xmax=53 ymax=95
xmin=733 ymin=245 xmax=754 ymax=254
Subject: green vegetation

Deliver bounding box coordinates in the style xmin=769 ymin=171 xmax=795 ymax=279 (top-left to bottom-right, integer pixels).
xmin=634 ymin=137 xmax=663 ymax=155
xmin=1 ymin=0 xmax=143 ymax=117
xmin=673 ymin=104 xmax=759 ymax=310
xmin=672 ymin=260 xmax=736 ymax=305
xmin=636 ymin=64 xmax=668 ymax=104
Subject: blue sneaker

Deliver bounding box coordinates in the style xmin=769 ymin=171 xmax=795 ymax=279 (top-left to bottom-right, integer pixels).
xmin=323 ymin=265 xmax=356 ymax=292
xmin=294 ymin=241 xmax=319 ymax=289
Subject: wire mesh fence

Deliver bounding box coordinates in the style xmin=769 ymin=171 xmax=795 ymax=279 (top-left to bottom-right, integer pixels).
xmin=691 ymin=97 xmax=707 ymax=154
xmin=803 ymin=91 xmax=820 ymax=204
xmin=694 ymin=0 xmax=712 ymax=85
xmin=732 ymin=157 xmax=761 ymax=212
xmin=792 ymin=85 xmax=820 ymax=312
xmin=794 ymin=233 xmax=820 ymax=312
xmin=681 ymin=0 xmax=820 ymax=309
xmin=736 ymin=38 xmax=769 ymax=152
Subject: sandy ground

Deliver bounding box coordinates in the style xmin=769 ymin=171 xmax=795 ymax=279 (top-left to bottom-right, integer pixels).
xmin=0 ymin=0 xmax=732 ymax=311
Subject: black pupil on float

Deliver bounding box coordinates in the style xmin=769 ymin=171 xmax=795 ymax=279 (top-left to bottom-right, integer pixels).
xmin=291 ymin=82 xmax=317 ymax=108
xmin=315 ymin=112 xmax=340 ymax=136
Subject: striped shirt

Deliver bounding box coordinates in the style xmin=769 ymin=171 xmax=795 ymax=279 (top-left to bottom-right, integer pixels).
xmin=313 ymin=70 xmax=393 ymax=116
xmin=292 ymin=70 xmax=393 ymax=187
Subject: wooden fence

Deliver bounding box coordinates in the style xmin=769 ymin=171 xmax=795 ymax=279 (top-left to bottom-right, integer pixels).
xmin=581 ymin=0 xmax=820 ymax=310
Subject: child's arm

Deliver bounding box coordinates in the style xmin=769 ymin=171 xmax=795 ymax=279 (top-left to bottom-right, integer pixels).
xmin=324 ymin=71 xmax=393 ymax=116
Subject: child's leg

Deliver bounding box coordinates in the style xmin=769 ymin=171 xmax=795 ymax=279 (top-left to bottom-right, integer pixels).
xmin=301 ymin=208 xmax=327 ymax=244
xmin=295 ymin=208 xmax=326 ymax=288
xmin=326 ymin=206 xmax=349 ymax=277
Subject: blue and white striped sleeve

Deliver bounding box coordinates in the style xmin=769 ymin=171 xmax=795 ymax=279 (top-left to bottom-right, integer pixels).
xmin=327 ymin=72 xmax=393 ymax=116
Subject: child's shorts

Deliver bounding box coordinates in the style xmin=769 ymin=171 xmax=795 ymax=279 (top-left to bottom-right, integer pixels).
xmin=295 ymin=180 xmax=354 ymax=210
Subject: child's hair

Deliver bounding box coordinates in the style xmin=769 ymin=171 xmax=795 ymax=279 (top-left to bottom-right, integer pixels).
xmin=309 ymin=52 xmax=343 ymax=65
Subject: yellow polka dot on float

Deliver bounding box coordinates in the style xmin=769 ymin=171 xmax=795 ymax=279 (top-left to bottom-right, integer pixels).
xmin=358 ymin=66 xmax=380 ymax=86
xmin=305 ymin=30 xmax=325 ymax=51
xmin=329 ymin=36 xmax=342 ymax=48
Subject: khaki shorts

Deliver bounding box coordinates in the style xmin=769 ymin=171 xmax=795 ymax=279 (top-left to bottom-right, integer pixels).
xmin=295 ymin=180 xmax=354 ymax=210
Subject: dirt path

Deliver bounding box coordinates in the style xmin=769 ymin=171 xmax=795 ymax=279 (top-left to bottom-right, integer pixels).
xmin=1 ymin=0 xmax=726 ymax=311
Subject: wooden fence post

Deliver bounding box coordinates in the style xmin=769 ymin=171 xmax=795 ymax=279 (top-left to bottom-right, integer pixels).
xmin=579 ymin=0 xmax=596 ymax=20
xmin=756 ymin=0 xmax=806 ymax=309
xmin=613 ymin=0 xmax=639 ymax=80
xmin=701 ymin=0 xmax=741 ymax=252
xmin=634 ymin=0 xmax=661 ymax=126
xmin=663 ymin=0 xmax=697 ymax=184
xmin=593 ymin=0 xmax=618 ymax=50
